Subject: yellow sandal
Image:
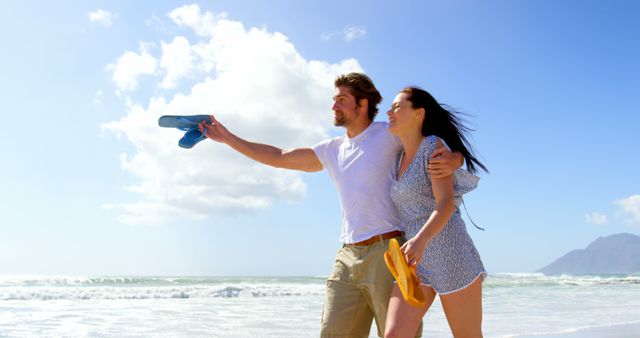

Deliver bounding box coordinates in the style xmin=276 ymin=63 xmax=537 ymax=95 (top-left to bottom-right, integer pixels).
xmin=384 ymin=238 xmax=427 ymax=307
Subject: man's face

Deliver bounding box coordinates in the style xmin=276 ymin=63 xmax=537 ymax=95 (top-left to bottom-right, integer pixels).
xmin=332 ymin=86 xmax=361 ymax=127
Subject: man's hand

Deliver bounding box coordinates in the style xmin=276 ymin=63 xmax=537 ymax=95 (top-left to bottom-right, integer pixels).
xmin=428 ymin=147 xmax=463 ymax=179
xmin=199 ymin=115 xmax=231 ymax=143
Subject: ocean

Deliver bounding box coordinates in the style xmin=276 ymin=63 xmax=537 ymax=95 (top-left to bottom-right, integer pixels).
xmin=1 ymin=273 xmax=639 ymax=337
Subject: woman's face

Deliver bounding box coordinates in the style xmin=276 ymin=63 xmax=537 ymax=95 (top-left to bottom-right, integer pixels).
xmin=387 ymin=92 xmax=421 ymax=136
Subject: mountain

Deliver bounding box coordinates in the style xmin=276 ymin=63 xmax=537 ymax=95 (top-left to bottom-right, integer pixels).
xmin=538 ymin=233 xmax=640 ymax=275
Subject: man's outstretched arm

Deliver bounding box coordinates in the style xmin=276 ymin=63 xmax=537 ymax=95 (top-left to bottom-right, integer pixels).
xmin=199 ymin=115 xmax=323 ymax=173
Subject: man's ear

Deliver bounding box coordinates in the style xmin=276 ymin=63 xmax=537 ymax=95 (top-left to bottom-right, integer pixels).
xmin=357 ymin=98 xmax=369 ymax=114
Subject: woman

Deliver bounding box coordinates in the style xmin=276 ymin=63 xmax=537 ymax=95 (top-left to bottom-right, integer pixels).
xmin=384 ymin=87 xmax=488 ymax=338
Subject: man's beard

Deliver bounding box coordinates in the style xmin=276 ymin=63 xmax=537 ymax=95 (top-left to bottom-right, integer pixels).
xmin=334 ymin=112 xmax=345 ymax=126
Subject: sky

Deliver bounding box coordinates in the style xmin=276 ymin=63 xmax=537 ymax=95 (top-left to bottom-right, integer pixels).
xmin=1 ymin=0 xmax=639 ymax=276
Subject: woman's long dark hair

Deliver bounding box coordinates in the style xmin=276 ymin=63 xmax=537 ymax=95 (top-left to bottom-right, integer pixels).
xmin=402 ymin=87 xmax=488 ymax=174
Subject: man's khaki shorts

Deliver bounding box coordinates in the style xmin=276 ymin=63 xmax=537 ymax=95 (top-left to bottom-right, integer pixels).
xmin=320 ymin=236 xmax=422 ymax=338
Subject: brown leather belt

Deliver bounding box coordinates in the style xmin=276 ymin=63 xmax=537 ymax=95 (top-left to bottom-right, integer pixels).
xmin=350 ymin=230 xmax=403 ymax=246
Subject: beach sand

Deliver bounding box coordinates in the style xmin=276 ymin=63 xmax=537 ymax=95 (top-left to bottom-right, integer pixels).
xmin=520 ymin=322 xmax=640 ymax=338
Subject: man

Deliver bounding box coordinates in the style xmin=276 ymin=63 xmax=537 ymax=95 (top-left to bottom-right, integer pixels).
xmin=199 ymin=73 xmax=462 ymax=337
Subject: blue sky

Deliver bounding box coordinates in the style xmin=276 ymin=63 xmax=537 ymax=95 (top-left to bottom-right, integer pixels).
xmin=1 ymin=1 xmax=638 ymax=276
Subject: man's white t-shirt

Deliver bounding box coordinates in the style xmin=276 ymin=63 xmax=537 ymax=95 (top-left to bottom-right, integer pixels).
xmin=313 ymin=122 xmax=403 ymax=244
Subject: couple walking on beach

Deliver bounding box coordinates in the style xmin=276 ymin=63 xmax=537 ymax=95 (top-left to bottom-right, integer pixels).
xmin=198 ymin=73 xmax=488 ymax=338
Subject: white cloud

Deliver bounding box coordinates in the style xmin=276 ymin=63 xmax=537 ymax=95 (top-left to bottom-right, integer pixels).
xmin=88 ymin=9 xmax=117 ymax=28
xmin=94 ymin=90 xmax=103 ymax=104
xmin=321 ymin=32 xmax=338 ymax=41
xmin=322 ymin=25 xmax=367 ymax=42
xmin=168 ymin=4 xmax=228 ymax=37
xmin=106 ymin=43 xmax=158 ymax=92
xmin=584 ymin=212 xmax=608 ymax=225
xmin=101 ymin=4 xmax=362 ymax=225
xmin=343 ymin=25 xmax=366 ymax=41
xmin=159 ymin=36 xmax=197 ymax=89
xmin=614 ymin=195 xmax=640 ymax=226
xmin=145 ymin=13 xmax=163 ymax=27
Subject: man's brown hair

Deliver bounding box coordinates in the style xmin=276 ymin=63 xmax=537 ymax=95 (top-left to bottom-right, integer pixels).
xmin=334 ymin=73 xmax=382 ymax=121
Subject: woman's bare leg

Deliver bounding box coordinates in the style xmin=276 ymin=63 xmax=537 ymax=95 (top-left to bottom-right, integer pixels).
xmin=439 ymin=276 xmax=483 ymax=338
xmin=384 ymin=284 xmax=436 ymax=338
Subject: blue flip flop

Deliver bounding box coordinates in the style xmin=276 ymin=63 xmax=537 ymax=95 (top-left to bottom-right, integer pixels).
xmin=178 ymin=126 xmax=207 ymax=149
xmin=159 ymin=115 xmax=211 ymax=149
xmin=158 ymin=115 xmax=211 ymax=131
